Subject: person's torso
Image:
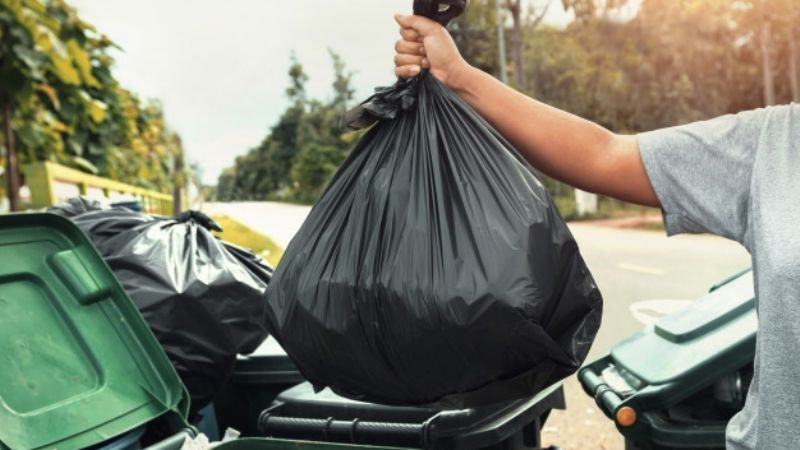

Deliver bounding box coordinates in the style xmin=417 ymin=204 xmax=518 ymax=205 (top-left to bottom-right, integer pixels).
xmin=727 ymin=103 xmax=800 ymax=450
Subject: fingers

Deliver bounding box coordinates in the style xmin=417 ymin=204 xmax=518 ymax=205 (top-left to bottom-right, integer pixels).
xmin=395 ymin=39 xmax=426 ymax=56
xmin=395 ymin=55 xmax=430 ymax=79
xmin=400 ymin=28 xmax=423 ymax=43
xmin=396 ymin=65 xmax=421 ymax=79
xmin=394 ymin=14 xmax=440 ymax=37
xmin=393 ymin=14 xmax=440 ymax=79
xmin=394 ymin=53 xmax=425 ymax=68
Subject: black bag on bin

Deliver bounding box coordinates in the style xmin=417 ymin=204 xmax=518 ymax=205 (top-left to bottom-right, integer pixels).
xmin=49 ymin=200 xmax=272 ymax=411
xmin=266 ymin=1 xmax=602 ymax=409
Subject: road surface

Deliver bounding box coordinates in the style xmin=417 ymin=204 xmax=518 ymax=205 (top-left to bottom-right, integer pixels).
xmin=205 ymin=201 xmax=752 ymax=449
xmin=205 ymin=201 xmax=312 ymax=249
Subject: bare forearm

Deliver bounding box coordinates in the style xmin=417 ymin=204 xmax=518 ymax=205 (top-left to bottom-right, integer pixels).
xmin=450 ymin=67 xmax=659 ymax=207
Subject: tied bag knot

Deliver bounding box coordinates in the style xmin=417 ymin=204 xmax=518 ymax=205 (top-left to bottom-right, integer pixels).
xmin=341 ymin=74 xmax=424 ymax=132
xmin=175 ymin=210 xmax=223 ymax=232
xmin=341 ymin=0 xmax=468 ymax=131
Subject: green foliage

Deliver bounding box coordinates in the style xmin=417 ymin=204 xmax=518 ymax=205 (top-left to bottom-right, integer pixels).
xmin=289 ymin=142 xmax=345 ymax=204
xmin=554 ymin=195 xmax=579 ymax=221
xmin=450 ymin=0 xmax=501 ymax=75
xmin=456 ymin=0 xmax=793 ymax=134
xmin=216 ymin=51 xmax=358 ymax=204
xmin=0 ymin=0 xmax=184 ymax=197
xmin=211 ymin=214 xmax=284 ymax=267
xmin=218 ymin=0 xmax=797 ymax=207
xmin=451 ymin=0 xmax=797 ymax=205
xmin=542 ymin=0 xmax=791 ymax=128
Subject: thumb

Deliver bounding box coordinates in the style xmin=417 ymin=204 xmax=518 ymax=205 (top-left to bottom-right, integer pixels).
xmin=394 ymin=14 xmax=441 ymax=37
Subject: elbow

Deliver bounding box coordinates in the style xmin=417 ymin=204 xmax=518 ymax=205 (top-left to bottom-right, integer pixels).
xmin=590 ymin=133 xmax=661 ymax=208
xmin=583 ymin=131 xmax=626 ymax=193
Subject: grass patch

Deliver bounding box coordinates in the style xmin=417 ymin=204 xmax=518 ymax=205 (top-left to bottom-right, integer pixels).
xmin=211 ymin=214 xmax=285 ymax=267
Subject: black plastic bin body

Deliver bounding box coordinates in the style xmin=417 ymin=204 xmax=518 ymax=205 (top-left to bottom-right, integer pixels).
xmin=257 ymin=382 xmax=565 ymax=450
xmin=214 ymin=338 xmax=306 ymax=435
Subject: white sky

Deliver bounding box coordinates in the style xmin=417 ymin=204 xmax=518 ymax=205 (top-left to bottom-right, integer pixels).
xmin=71 ymin=1 xmax=571 ymax=184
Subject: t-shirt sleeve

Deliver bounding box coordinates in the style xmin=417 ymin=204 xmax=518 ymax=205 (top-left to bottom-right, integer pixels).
xmin=637 ymin=108 xmax=766 ymax=244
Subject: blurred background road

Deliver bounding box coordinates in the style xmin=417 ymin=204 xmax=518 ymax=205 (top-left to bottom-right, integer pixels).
xmin=206 ymin=201 xmax=752 ymax=449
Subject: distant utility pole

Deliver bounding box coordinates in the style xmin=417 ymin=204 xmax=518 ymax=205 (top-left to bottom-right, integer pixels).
xmin=172 ymin=139 xmax=185 ymax=216
xmin=759 ymin=1 xmax=776 ymax=106
xmin=789 ymin=19 xmax=800 ymax=102
xmin=496 ymin=0 xmax=509 ymax=84
xmin=3 ymin=98 xmax=19 ymax=212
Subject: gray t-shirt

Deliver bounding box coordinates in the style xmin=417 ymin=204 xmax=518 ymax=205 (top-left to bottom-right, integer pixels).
xmin=638 ymin=103 xmax=799 ymax=450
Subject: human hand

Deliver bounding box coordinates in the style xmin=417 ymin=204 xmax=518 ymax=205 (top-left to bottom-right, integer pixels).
xmin=393 ymin=14 xmax=471 ymax=88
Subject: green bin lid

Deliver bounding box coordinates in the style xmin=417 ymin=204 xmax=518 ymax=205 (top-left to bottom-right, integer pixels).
xmin=610 ymin=271 xmax=756 ymax=385
xmin=0 ymin=214 xmax=189 ymax=450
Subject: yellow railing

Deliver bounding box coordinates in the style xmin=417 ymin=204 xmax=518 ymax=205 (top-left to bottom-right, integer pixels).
xmin=24 ymin=161 xmax=174 ymax=215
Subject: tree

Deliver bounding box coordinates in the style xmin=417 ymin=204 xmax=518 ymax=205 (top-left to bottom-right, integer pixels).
xmin=286 ymin=52 xmax=308 ymax=103
xmin=561 ymin=0 xmax=629 ymax=21
xmin=171 ymin=133 xmax=184 ymax=214
xmin=0 ymin=0 xmax=66 ymax=209
xmin=0 ymin=0 xmax=185 ymax=210
xmin=289 ymin=143 xmax=343 ymax=203
xmin=783 ymin=1 xmax=799 ymax=101
xmin=505 ymin=0 xmax=551 ymax=90
xmin=727 ymin=0 xmax=798 ymax=107
xmin=217 ymin=52 xmax=357 ymax=204
xmin=759 ymin=3 xmax=776 ymax=105
xmin=216 ymin=166 xmax=237 ymax=202
xmin=451 ymin=0 xmax=501 ymax=76
xmin=790 ymin=23 xmax=799 ymax=102
xmin=330 ymin=49 xmax=354 ymax=116
xmin=218 ymin=0 xmax=796 ymax=207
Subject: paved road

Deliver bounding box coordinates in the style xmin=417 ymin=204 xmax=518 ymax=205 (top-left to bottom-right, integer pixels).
xmin=570 ymin=223 xmax=751 ymax=359
xmin=204 ymin=201 xmax=752 ymax=449
xmin=204 ymin=201 xmax=312 ymax=248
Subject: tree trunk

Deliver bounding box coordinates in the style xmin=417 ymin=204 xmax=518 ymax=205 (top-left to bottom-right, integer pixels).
xmin=3 ymin=99 xmax=19 ymax=212
xmin=789 ymin=22 xmax=800 ymax=102
xmin=507 ymin=1 xmax=526 ymax=90
xmin=496 ymin=0 xmax=509 ymax=84
xmin=760 ymin=21 xmax=776 ymax=106
xmin=173 ymin=148 xmax=184 ymax=216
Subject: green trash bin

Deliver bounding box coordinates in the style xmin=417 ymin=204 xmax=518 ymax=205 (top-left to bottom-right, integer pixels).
xmin=0 ymin=213 xmax=193 ymax=450
xmin=578 ymin=270 xmax=756 ymax=450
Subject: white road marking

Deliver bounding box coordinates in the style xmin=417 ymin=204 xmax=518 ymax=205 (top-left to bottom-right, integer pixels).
xmin=618 ymin=262 xmax=666 ymax=276
xmin=629 ymin=299 xmax=694 ymax=326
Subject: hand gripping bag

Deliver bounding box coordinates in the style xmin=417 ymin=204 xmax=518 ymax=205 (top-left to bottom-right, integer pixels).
xmin=266 ymin=1 xmax=602 ymax=408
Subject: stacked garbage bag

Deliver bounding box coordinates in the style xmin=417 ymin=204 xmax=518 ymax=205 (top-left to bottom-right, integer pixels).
xmin=49 ymin=198 xmax=272 ymax=412
xmin=266 ymin=66 xmax=604 ymax=407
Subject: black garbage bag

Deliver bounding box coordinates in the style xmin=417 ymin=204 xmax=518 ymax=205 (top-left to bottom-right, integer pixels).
xmin=49 ymin=200 xmax=272 ymax=411
xmin=266 ymin=71 xmax=603 ymax=408
xmin=46 ymin=196 xmax=110 ymax=217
